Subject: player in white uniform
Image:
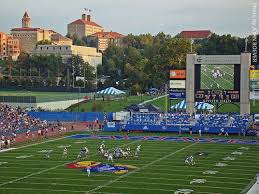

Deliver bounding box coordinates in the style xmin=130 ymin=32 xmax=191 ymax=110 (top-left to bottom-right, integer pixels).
xmin=185 ymin=155 xmax=195 ymax=165
xmin=126 ymin=147 xmax=131 ymax=155
xmin=82 ymin=147 xmax=89 ymax=157
xmin=63 ymin=147 xmax=68 ymax=158
xmin=107 ymin=152 xmax=113 ymax=163
xmin=86 ymin=166 xmax=91 ymax=177
xmin=135 ymin=145 xmax=141 ymax=157
xmin=100 ymin=141 xmax=105 ymax=149
xmin=45 ymin=150 xmax=53 ymax=159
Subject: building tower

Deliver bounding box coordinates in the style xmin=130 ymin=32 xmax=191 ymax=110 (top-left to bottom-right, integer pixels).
xmin=22 ymin=11 xmax=31 ymax=28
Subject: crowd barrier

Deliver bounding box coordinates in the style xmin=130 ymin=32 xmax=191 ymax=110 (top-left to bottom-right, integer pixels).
xmin=104 ymin=123 xmax=244 ymax=134
xmin=28 ymin=111 xmax=104 ymax=122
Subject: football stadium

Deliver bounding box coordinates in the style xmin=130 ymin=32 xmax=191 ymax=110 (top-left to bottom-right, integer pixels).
xmin=0 ymin=0 xmax=259 ymax=194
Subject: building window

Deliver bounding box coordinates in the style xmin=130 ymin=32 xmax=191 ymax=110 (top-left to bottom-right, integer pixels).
xmin=47 ymin=47 xmax=48 ymax=50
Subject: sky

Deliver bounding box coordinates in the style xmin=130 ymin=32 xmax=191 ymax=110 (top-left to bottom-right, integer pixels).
xmin=0 ymin=0 xmax=258 ymax=37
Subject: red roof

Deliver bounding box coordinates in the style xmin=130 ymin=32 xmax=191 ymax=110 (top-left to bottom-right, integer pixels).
xmin=11 ymin=28 xmax=42 ymax=32
xmin=69 ymin=19 xmax=103 ymax=28
xmin=179 ymin=30 xmax=212 ymax=39
xmin=92 ymin=31 xmax=124 ymax=39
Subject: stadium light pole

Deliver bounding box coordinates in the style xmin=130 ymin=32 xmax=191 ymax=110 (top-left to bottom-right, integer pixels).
xmin=72 ymin=67 xmax=86 ymax=122
xmin=165 ymin=83 xmax=168 ymax=129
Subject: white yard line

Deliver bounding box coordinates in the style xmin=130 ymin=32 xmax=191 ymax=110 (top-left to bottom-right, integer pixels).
xmin=15 ymin=177 xmax=245 ymax=187
xmin=0 ymin=138 xmax=141 ymax=187
xmin=86 ymin=143 xmax=197 ymax=193
xmin=0 ymin=187 xmax=115 ymax=194
xmin=11 ymin=173 xmax=249 ymax=182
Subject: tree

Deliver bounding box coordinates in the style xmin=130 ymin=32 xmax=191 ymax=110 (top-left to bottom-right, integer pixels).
xmin=72 ymin=34 xmax=86 ymax=46
xmin=36 ymin=40 xmax=52 ymax=46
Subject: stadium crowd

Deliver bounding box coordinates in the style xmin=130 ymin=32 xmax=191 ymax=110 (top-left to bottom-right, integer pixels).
xmin=0 ymin=104 xmax=49 ymax=148
xmin=0 ymin=104 xmax=46 ymax=134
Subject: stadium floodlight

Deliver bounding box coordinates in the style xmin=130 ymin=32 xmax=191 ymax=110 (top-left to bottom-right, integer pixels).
xmin=72 ymin=68 xmax=86 ymax=121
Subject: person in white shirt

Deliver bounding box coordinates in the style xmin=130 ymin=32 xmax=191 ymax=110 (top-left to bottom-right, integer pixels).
xmin=86 ymin=166 xmax=91 ymax=177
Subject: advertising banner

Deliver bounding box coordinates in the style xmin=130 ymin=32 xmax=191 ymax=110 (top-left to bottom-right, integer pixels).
xmin=169 ymin=70 xmax=186 ymax=79
xmin=170 ymin=80 xmax=186 ymax=89
xmin=250 ymin=70 xmax=259 ymax=81
xmin=169 ymin=90 xmax=186 ymax=99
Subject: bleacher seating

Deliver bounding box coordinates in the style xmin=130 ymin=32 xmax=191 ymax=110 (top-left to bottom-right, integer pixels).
xmin=123 ymin=113 xmax=253 ymax=129
xmin=195 ymin=114 xmax=229 ymax=127
xmin=0 ymin=104 xmax=46 ymax=135
xmin=127 ymin=113 xmax=160 ymax=125
xmin=230 ymin=114 xmax=251 ymax=128
xmin=161 ymin=113 xmax=191 ymax=125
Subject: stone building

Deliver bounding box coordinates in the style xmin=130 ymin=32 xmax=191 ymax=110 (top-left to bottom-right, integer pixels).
xmin=11 ymin=12 xmax=56 ymax=53
xmin=67 ymin=14 xmax=104 ymax=38
xmin=0 ymin=32 xmax=20 ymax=60
xmin=31 ymin=44 xmax=102 ymax=69
xmin=88 ymin=31 xmax=124 ymax=52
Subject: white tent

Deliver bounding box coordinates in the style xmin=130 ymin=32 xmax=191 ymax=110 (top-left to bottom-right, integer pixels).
xmin=96 ymin=87 xmax=125 ymax=95
xmin=171 ymin=100 xmax=214 ymax=110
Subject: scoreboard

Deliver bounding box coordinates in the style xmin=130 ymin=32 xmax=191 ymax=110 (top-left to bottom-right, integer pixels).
xmin=194 ymin=63 xmax=241 ymax=103
xmin=195 ymin=90 xmax=240 ymax=103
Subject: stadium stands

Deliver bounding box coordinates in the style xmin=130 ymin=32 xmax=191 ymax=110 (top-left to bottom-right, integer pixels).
xmin=161 ymin=113 xmax=191 ymax=125
xmin=127 ymin=113 xmax=160 ymax=125
xmin=196 ymin=114 xmax=229 ymax=127
xmin=0 ymin=103 xmax=46 ymax=135
xmin=114 ymin=113 xmax=253 ymax=134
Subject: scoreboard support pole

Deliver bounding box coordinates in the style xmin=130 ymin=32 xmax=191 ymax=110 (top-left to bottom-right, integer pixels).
xmin=186 ymin=54 xmax=196 ymax=115
xmin=240 ymin=53 xmax=251 ymax=114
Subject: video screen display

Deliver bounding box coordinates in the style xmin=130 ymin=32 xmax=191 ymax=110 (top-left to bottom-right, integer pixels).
xmin=195 ymin=64 xmax=240 ymax=103
xmin=200 ymin=64 xmax=234 ymax=90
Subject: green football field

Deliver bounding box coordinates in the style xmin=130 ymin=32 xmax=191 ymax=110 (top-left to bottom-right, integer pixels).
xmin=0 ymin=133 xmax=259 ymax=194
xmin=201 ymin=65 xmax=234 ymax=90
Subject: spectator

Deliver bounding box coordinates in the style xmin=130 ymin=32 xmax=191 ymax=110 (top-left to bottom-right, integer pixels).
xmin=198 ymin=129 xmax=202 ymax=137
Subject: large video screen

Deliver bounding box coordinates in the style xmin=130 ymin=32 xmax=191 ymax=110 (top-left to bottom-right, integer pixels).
xmin=195 ymin=64 xmax=240 ymax=103
xmin=200 ymin=64 xmax=234 ymax=90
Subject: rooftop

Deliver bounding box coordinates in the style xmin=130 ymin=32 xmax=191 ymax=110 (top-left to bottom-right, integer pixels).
xmin=179 ymin=30 xmax=212 ymax=39
xmin=92 ymin=31 xmax=124 ymax=39
xmin=69 ymin=19 xmax=103 ymax=28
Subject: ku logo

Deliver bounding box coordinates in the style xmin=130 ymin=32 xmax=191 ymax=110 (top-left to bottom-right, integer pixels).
xmin=174 ymin=189 xmax=194 ymax=194
xmin=162 ymin=126 xmax=166 ymax=130
xmin=143 ymin=126 xmax=148 ymax=130
xmin=190 ymin=179 xmax=207 ymax=184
